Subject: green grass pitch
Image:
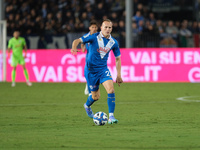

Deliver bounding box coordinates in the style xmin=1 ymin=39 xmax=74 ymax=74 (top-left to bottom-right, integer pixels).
xmin=0 ymin=82 xmax=200 ymax=150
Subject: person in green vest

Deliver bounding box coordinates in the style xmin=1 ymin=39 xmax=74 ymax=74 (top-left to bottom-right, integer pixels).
xmin=8 ymin=30 xmax=32 ymax=87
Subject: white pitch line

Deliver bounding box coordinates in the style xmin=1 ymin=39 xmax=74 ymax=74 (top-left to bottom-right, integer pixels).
xmin=176 ymin=96 xmax=200 ymax=102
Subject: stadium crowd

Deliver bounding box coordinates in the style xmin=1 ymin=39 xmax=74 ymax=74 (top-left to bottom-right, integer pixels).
xmin=5 ymin=0 xmax=200 ymax=48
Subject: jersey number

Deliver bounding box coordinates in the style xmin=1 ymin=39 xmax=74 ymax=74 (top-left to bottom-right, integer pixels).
xmin=105 ymin=71 xmax=111 ymax=76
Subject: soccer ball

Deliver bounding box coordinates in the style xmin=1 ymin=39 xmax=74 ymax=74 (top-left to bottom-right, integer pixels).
xmin=93 ymin=111 xmax=108 ymax=126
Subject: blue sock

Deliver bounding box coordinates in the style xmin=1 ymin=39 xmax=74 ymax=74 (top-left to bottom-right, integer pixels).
xmin=107 ymin=93 xmax=115 ymax=113
xmin=86 ymin=95 xmax=95 ymax=107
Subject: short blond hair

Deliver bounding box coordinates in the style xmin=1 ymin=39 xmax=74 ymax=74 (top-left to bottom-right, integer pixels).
xmin=102 ymin=19 xmax=112 ymax=25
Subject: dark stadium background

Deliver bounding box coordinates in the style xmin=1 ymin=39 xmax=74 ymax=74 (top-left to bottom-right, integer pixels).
xmin=2 ymin=0 xmax=200 ymax=48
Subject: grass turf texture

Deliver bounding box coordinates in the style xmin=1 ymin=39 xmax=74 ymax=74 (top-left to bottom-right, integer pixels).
xmin=0 ymin=82 xmax=200 ymax=150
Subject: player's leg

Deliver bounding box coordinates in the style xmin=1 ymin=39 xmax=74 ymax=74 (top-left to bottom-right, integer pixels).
xmin=84 ymin=70 xmax=100 ymax=118
xmin=22 ymin=64 xmax=32 ymax=86
xmin=84 ymin=89 xmax=100 ymax=118
xmin=101 ymin=68 xmax=118 ymax=124
xmin=11 ymin=56 xmax=17 ymax=87
xmin=11 ymin=66 xmax=17 ymax=87
xmin=102 ymin=79 xmax=118 ymax=124
xmin=84 ymin=67 xmax=89 ymax=95
xmin=21 ymin=61 xmax=32 ymax=86
xmin=84 ymin=83 xmax=89 ymax=95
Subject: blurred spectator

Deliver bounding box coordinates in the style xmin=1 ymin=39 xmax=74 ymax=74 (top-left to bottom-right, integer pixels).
xmin=166 ymin=20 xmax=179 ymax=40
xmin=160 ymin=37 xmax=178 ymax=48
xmin=155 ymin=19 xmax=164 ymax=35
xmin=4 ymin=0 xmax=200 ymax=48
xmin=41 ymin=3 xmax=48 ymax=19
xmin=132 ymin=22 xmax=140 ymax=37
xmin=102 ymin=15 xmax=108 ymax=21
xmin=148 ymin=12 xmax=156 ymax=26
xmin=5 ymin=5 xmax=14 ymax=17
xmin=56 ymin=11 xmax=63 ymax=23
xmin=110 ymin=12 xmax=119 ymax=22
xmin=20 ymin=2 xmax=30 ymax=14
xmin=80 ymin=12 xmax=90 ymax=31
xmin=94 ymin=2 xmax=105 ymax=21
xmin=143 ymin=24 xmax=158 ymax=47
xmin=155 ymin=20 xmax=177 ymax=47
xmin=45 ymin=13 xmax=54 ymax=25
xmin=142 ymin=6 xmax=149 ymax=19
xmin=144 ymin=20 xmax=151 ymax=29
xmin=36 ymin=19 xmax=45 ymax=35
xmin=58 ymin=0 xmax=68 ymax=10
xmin=179 ymin=20 xmax=192 ymax=47
xmin=175 ymin=21 xmax=181 ymax=30
xmin=134 ymin=2 xmax=144 ymax=14
xmin=138 ymin=20 xmax=144 ymax=34
xmin=133 ymin=0 xmax=139 ymax=14
xmin=64 ymin=11 xmax=74 ymax=24
xmin=132 ymin=11 xmax=144 ymax=26
xmin=132 ymin=22 xmax=140 ymax=46
xmin=30 ymin=9 xmax=37 ymax=21
xmin=118 ymin=20 xmax=126 ymax=48
xmin=189 ymin=21 xmax=199 ymax=34
xmin=111 ymin=0 xmax=125 ymax=12
xmin=38 ymin=36 xmax=47 ymax=49
xmin=45 ymin=22 xmax=56 ymax=35
xmin=85 ymin=6 xmax=94 ymax=20
xmin=112 ymin=21 xmax=119 ymax=34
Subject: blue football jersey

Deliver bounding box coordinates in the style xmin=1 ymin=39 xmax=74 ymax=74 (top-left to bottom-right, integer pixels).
xmin=81 ymin=32 xmax=121 ymax=71
xmin=82 ymin=32 xmax=90 ymax=64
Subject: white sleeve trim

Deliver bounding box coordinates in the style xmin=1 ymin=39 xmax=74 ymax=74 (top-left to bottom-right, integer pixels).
xmin=79 ymin=38 xmax=83 ymax=43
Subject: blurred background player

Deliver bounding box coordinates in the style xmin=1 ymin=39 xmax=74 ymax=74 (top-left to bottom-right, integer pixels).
xmin=81 ymin=20 xmax=98 ymax=95
xmin=71 ymin=19 xmax=123 ymax=124
xmin=8 ymin=30 xmax=32 ymax=87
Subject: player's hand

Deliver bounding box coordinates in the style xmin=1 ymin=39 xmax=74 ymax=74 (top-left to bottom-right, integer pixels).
xmin=116 ymin=76 xmax=123 ymax=87
xmin=71 ymin=48 xmax=80 ymax=55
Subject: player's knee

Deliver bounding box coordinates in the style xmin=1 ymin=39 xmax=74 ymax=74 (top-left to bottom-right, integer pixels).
xmin=107 ymin=88 xmax=115 ymax=94
xmin=92 ymin=93 xmax=100 ymax=100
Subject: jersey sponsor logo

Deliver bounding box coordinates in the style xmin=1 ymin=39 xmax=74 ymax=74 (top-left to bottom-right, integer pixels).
xmin=15 ymin=44 xmax=21 ymax=48
xmin=97 ymin=47 xmax=110 ymax=53
xmin=97 ymin=47 xmax=110 ymax=59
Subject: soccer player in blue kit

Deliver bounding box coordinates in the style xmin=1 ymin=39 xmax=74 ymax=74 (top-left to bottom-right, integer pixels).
xmin=71 ymin=19 xmax=123 ymax=124
xmin=81 ymin=20 xmax=98 ymax=95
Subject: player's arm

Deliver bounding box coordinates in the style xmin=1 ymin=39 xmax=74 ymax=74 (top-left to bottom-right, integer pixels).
xmin=7 ymin=40 xmax=12 ymax=58
xmin=7 ymin=48 xmax=11 ymax=58
xmin=24 ymin=44 xmax=27 ymax=58
xmin=71 ymin=34 xmax=94 ymax=55
xmin=115 ymin=56 xmax=123 ymax=86
xmin=71 ymin=38 xmax=82 ymax=55
xmin=81 ymin=43 xmax=86 ymax=52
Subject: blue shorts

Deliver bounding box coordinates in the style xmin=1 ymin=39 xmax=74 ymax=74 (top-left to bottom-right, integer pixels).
xmin=84 ymin=67 xmax=113 ymax=92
